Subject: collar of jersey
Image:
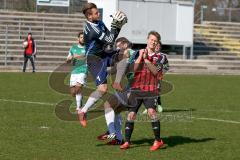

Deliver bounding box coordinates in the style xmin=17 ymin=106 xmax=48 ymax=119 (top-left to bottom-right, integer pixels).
xmin=77 ymin=44 xmax=84 ymax=48
xmin=87 ymin=20 xmax=99 ymax=26
xmin=147 ymin=51 xmax=156 ymax=57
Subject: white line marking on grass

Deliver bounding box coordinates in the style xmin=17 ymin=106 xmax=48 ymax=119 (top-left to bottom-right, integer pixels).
xmin=0 ymin=98 xmax=55 ymax=106
xmin=2 ymin=99 xmax=239 ymax=125
xmin=164 ymin=107 xmax=239 ymax=113
xmin=198 ymin=109 xmax=239 ymax=113
xmin=192 ymin=117 xmax=240 ymax=124
xmin=40 ymin=126 xmax=50 ymax=129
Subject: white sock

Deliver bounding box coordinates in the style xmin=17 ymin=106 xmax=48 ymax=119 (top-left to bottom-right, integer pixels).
xmin=105 ymin=107 xmax=116 ymax=134
xmin=81 ymin=90 xmax=103 ymax=113
xmin=76 ymin=93 xmax=82 ymax=110
xmin=115 ymin=114 xmax=123 ymax=141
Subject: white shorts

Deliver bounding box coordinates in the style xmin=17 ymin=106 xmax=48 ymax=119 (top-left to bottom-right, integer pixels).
xmin=70 ymin=73 xmax=87 ymax=87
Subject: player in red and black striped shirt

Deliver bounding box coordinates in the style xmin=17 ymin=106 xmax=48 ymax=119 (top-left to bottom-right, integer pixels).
xmin=120 ymin=31 xmax=164 ymax=151
xmin=142 ymin=41 xmax=169 ymax=114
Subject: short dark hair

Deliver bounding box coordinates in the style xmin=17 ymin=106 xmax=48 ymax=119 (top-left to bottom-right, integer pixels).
xmin=78 ymin=31 xmax=83 ymax=38
xmin=116 ymin=37 xmax=132 ymax=48
xmin=82 ymin=3 xmax=97 ymax=17
xmin=148 ymin=31 xmax=161 ymax=42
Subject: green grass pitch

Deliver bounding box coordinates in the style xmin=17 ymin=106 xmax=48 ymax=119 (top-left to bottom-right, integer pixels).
xmin=0 ymin=72 xmax=240 ymax=160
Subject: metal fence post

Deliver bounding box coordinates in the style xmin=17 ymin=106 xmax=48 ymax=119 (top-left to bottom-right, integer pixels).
xmin=5 ymin=25 xmax=8 ymax=67
xmin=190 ymin=45 xmax=194 ymax=59
xmin=200 ymin=6 xmax=203 ymax=24
xmin=19 ymin=20 xmax=21 ymax=39
xmin=4 ymin=0 xmax=6 ymax=9
xmin=228 ymin=8 xmax=232 ymax=22
xmin=183 ymin=45 xmax=186 ymax=59
xmin=43 ymin=20 xmax=45 ymax=40
xmin=36 ymin=3 xmax=38 ymax=13
xmin=200 ymin=5 xmax=208 ymax=24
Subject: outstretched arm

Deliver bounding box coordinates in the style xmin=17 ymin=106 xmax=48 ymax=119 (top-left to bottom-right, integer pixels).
xmin=87 ymin=22 xmax=121 ymax=45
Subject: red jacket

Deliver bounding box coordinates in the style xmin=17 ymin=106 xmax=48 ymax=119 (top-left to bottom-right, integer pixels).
xmin=24 ymin=38 xmax=36 ymax=55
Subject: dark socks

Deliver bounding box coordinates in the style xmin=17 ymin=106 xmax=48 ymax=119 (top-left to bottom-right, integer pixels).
xmin=157 ymin=96 xmax=161 ymax=105
xmin=151 ymin=120 xmax=161 ymax=141
xmin=125 ymin=121 xmax=134 ymax=142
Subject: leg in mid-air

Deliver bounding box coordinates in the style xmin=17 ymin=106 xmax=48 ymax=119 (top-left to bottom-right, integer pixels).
xmin=76 ymin=53 xmax=109 ymax=127
xmin=112 ymin=37 xmax=134 ymax=91
xmin=78 ymin=84 xmax=107 ymax=127
xmin=112 ymin=57 xmax=129 ymax=91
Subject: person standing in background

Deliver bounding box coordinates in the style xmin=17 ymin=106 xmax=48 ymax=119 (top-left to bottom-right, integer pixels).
xmin=22 ymin=32 xmax=36 ymax=73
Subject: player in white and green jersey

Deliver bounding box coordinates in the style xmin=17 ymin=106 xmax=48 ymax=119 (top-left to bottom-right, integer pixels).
xmin=66 ymin=32 xmax=87 ymax=111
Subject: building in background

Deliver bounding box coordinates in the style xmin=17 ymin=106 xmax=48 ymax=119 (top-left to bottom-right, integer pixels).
xmin=88 ymin=0 xmax=194 ymax=58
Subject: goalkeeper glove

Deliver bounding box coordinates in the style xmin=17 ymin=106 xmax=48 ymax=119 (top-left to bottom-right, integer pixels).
xmin=111 ymin=11 xmax=128 ymax=29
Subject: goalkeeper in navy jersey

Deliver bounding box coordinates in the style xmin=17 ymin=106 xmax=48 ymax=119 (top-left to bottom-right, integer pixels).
xmin=78 ymin=2 xmax=128 ymax=127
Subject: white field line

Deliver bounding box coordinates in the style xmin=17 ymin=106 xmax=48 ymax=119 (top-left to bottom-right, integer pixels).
xmin=1 ymin=98 xmax=240 ymax=124
xmin=192 ymin=117 xmax=240 ymax=124
xmin=0 ymin=98 xmax=55 ymax=106
xmin=196 ymin=109 xmax=239 ymax=113
xmin=163 ymin=107 xmax=239 ymax=113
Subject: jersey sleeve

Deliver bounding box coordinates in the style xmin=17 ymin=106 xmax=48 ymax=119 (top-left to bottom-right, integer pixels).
xmin=157 ymin=53 xmax=169 ymax=73
xmin=162 ymin=54 xmax=169 ymax=73
xmin=89 ymin=22 xmax=120 ymax=44
xmin=128 ymin=50 xmax=139 ymax=64
xmin=68 ymin=46 xmax=74 ymax=58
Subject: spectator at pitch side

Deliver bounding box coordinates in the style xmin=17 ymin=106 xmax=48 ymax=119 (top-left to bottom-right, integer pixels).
xmin=22 ymin=32 xmax=36 ymax=73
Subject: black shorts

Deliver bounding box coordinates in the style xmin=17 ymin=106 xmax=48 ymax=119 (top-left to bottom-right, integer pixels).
xmin=128 ymin=89 xmax=159 ymax=113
